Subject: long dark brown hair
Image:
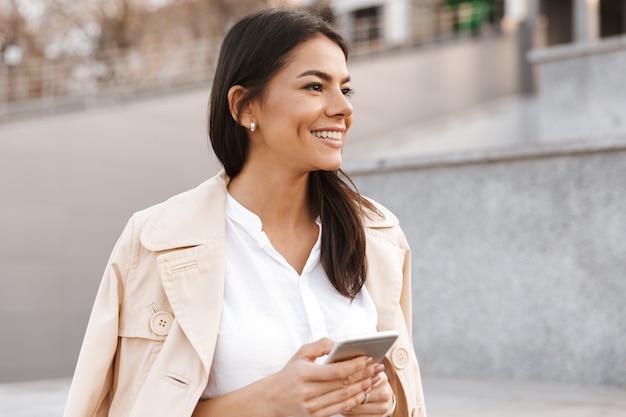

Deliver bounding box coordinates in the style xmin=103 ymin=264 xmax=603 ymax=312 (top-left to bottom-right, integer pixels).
xmin=209 ymin=7 xmax=380 ymax=299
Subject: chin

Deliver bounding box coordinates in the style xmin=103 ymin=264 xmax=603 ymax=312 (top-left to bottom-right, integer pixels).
xmin=319 ymin=160 xmax=342 ymax=172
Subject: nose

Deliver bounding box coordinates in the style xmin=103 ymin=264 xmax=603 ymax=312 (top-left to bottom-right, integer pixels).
xmin=325 ymin=88 xmax=353 ymax=119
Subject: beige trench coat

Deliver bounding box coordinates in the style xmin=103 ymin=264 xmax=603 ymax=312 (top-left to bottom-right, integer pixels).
xmin=63 ymin=171 xmax=427 ymax=417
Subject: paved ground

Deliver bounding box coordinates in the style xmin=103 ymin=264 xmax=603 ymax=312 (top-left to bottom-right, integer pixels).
xmin=1 ymin=376 xmax=624 ymax=417
xmin=424 ymin=377 xmax=626 ymax=417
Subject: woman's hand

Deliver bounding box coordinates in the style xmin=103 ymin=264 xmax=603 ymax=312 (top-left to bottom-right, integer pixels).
xmin=266 ymin=338 xmax=383 ymax=417
xmin=193 ymin=338 xmax=384 ymax=417
xmin=340 ymin=369 xmax=394 ymax=417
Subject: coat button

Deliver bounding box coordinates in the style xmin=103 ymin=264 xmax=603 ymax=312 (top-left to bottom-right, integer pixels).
xmin=150 ymin=311 xmax=174 ymax=336
xmin=391 ymin=346 xmax=409 ymax=369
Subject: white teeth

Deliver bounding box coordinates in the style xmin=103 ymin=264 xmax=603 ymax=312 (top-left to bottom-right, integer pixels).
xmin=312 ymin=131 xmax=342 ymax=140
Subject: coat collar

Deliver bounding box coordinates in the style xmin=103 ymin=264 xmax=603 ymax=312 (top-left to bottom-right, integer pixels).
xmin=362 ymin=197 xmax=399 ymax=229
xmin=140 ymin=171 xmax=230 ymax=251
xmin=139 ymin=170 xmax=398 ymax=252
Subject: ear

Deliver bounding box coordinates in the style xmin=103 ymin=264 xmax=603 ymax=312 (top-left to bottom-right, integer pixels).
xmin=227 ymin=85 xmax=255 ymax=129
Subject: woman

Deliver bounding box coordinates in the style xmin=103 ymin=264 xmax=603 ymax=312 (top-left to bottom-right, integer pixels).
xmin=63 ymin=7 xmax=426 ymax=417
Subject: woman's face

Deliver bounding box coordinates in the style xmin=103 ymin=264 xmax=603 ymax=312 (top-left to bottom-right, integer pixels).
xmin=249 ymin=35 xmax=353 ymax=174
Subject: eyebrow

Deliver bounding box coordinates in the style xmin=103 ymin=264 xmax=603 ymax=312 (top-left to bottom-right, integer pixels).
xmin=297 ymin=70 xmax=351 ymax=84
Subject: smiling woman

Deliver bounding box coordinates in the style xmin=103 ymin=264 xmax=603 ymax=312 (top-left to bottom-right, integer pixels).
xmin=62 ymin=7 xmax=427 ymax=417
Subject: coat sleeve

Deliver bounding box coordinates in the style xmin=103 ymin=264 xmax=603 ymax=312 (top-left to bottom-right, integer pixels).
xmin=63 ymin=217 xmax=136 ymax=417
xmin=393 ymin=226 xmax=428 ymax=417
xmin=398 ymin=230 xmax=413 ymax=338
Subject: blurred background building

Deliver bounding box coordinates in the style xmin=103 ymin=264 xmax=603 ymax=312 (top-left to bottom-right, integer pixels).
xmin=1 ymin=0 xmax=625 ymax=406
xmin=3 ymin=0 xmax=626 ymax=121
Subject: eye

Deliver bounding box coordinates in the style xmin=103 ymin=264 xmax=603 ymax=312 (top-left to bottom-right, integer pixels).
xmin=342 ymin=87 xmax=354 ymax=98
xmin=306 ymin=83 xmax=323 ymax=92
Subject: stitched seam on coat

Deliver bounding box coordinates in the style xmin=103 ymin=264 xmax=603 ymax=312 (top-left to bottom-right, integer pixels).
xmin=164 ymin=371 xmax=191 ymax=387
xmin=170 ymin=260 xmax=198 ymax=273
xmin=125 ymin=214 xmax=143 ymax=286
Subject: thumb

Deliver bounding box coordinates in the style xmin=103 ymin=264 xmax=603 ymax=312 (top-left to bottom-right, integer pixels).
xmin=294 ymin=338 xmax=335 ymax=362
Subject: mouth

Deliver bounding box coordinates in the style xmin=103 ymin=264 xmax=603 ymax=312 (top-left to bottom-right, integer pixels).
xmin=310 ymin=130 xmax=344 ymax=149
xmin=311 ymin=130 xmax=343 ymax=140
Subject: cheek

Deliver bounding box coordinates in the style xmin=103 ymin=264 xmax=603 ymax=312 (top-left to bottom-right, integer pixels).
xmin=274 ymin=103 xmax=311 ymax=127
xmin=263 ymin=95 xmax=326 ymax=132
xmin=346 ymin=116 xmax=354 ymax=131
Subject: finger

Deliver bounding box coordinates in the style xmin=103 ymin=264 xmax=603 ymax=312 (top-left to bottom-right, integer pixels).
xmin=308 ymin=381 xmax=371 ymax=417
xmin=370 ymin=365 xmax=388 ymax=387
xmin=340 ymin=395 xmax=391 ymax=416
xmin=306 ymin=363 xmax=375 ymax=405
xmin=293 ymin=356 xmax=381 ymax=406
xmin=315 ymin=356 xmax=374 ymax=383
xmin=341 ymin=379 xmax=393 ymax=416
xmin=293 ymin=338 xmax=335 ymax=362
xmin=329 ymin=362 xmax=382 ymax=390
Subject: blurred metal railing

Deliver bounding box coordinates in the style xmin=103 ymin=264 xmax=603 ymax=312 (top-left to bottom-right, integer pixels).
xmin=411 ymin=2 xmax=504 ymax=45
xmin=349 ymin=2 xmax=504 ymax=55
xmin=0 ymin=38 xmax=221 ymax=123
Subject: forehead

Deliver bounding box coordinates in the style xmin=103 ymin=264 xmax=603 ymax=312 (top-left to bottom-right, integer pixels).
xmin=279 ymin=35 xmax=349 ymax=78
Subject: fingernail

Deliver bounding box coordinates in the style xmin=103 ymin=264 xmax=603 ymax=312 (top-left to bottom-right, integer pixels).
xmin=374 ymin=364 xmax=385 ymax=373
xmin=371 ymin=374 xmax=381 ymax=385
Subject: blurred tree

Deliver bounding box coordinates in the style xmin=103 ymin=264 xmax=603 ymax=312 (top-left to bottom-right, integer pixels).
xmin=35 ymin=0 xmax=141 ymax=53
xmin=304 ymin=0 xmax=336 ymax=25
xmin=193 ymin=0 xmax=270 ymax=37
xmin=31 ymin=0 xmax=272 ymax=57
xmin=0 ymin=0 xmax=42 ymax=63
xmin=95 ymin=0 xmax=135 ymax=50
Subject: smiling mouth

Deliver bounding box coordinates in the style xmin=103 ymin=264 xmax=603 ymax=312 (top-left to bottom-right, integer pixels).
xmin=311 ymin=131 xmax=343 ymax=140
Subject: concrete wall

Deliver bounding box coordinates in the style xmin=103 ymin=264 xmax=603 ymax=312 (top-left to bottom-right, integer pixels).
xmin=348 ymin=33 xmax=520 ymax=141
xmin=347 ymin=138 xmax=626 ymax=386
xmin=529 ymin=34 xmax=626 ymax=142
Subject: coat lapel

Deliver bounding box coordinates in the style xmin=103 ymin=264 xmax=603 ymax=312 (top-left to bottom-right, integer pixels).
xmin=156 ymin=243 xmax=225 ymax=371
xmin=140 ymin=171 xmax=229 ymax=372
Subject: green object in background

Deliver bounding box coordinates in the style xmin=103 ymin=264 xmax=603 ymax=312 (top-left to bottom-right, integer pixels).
xmin=446 ymin=0 xmax=492 ymax=32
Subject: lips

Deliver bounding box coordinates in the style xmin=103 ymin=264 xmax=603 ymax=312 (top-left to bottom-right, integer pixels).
xmin=311 ymin=130 xmax=344 ymax=150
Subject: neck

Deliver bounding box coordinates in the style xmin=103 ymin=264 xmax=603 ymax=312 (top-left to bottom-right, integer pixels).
xmin=227 ymin=164 xmax=316 ymax=229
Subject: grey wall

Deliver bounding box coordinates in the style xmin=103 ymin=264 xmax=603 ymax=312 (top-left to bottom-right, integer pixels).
xmin=347 ymin=139 xmax=626 ymax=386
xmin=348 ymin=33 xmax=520 ymax=142
xmin=529 ymin=34 xmax=626 ymax=142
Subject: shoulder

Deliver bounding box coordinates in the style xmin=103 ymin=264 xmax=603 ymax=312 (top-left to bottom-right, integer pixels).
xmin=362 ymin=196 xmax=399 ymax=228
xmin=129 ymin=171 xmax=229 ymax=251
xmin=137 ymin=171 xmax=227 ymax=217
xmin=361 ymin=196 xmax=409 ymax=249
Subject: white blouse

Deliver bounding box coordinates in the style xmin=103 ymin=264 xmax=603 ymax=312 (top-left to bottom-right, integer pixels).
xmin=201 ymin=193 xmax=378 ymax=402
